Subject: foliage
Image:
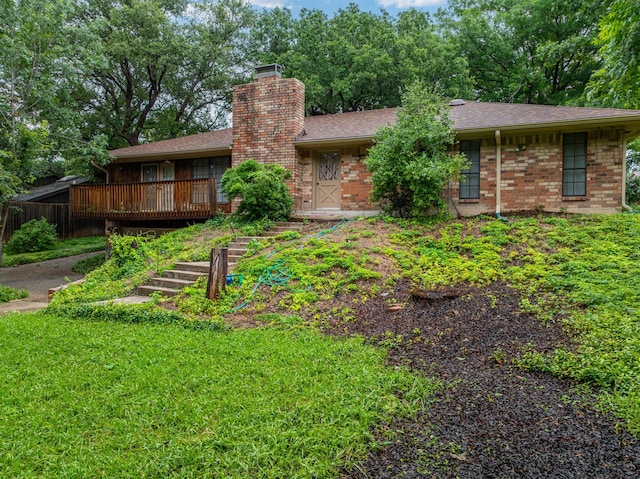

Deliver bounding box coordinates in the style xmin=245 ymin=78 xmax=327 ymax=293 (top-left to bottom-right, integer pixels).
xmin=5 ymin=217 xmax=56 ymax=254
xmin=440 ymin=0 xmax=604 ymax=104
xmin=69 ymin=0 xmax=256 ymax=149
xmin=378 ymin=213 xmax=640 ymax=433
xmin=222 ymin=159 xmax=293 ymax=222
xmin=0 ymin=284 xmax=28 ymax=303
xmin=586 ymin=0 xmax=640 ymax=109
xmin=627 ymin=138 xmax=640 ymax=205
xmin=365 ymin=84 xmax=466 ymax=217
xmin=1 ymin=235 xmax=106 ymax=267
xmin=0 ymin=312 xmax=434 ymax=478
xmin=71 ymin=253 xmax=106 ymax=274
xmin=253 ymin=5 xmax=472 ymax=114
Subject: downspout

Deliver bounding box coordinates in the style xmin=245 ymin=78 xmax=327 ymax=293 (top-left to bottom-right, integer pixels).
xmin=91 ymin=160 xmax=109 ymax=184
xmin=621 ymin=139 xmax=633 ymax=212
xmin=495 ymin=130 xmax=507 ymax=222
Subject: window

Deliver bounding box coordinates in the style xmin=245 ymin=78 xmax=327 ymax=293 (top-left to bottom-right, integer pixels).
xmin=459 ymin=140 xmax=480 ymax=199
xmin=191 ymin=156 xmax=231 ymax=203
xmin=563 ymin=132 xmax=587 ymax=197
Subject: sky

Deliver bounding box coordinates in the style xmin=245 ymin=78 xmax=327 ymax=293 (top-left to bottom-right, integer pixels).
xmin=248 ymin=0 xmax=449 ymax=17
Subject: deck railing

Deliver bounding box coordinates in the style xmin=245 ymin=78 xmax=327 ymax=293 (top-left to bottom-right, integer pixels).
xmin=70 ymin=178 xmax=219 ymax=220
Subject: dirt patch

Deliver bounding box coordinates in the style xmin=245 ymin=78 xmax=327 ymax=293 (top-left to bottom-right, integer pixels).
xmin=321 ymin=281 xmax=640 ymax=478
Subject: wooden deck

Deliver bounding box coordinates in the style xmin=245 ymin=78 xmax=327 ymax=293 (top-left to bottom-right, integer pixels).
xmin=70 ymin=178 xmax=221 ymax=220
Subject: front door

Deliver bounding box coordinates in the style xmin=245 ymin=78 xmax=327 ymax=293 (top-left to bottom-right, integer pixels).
xmin=313 ymin=152 xmax=341 ymax=209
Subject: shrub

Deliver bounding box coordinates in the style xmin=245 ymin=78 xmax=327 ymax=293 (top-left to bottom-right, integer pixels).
xmin=365 ymin=83 xmax=467 ymax=217
xmin=221 ymin=159 xmax=293 ymax=222
xmin=0 ymin=285 xmax=28 ymax=303
xmin=5 ymin=217 xmax=57 ymax=254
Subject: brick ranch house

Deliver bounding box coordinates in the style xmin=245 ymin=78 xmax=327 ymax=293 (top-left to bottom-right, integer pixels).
xmin=71 ymin=65 xmax=640 ymax=229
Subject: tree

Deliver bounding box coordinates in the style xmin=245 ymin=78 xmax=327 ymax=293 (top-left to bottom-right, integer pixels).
xmin=365 ymin=83 xmax=467 ymax=217
xmin=0 ymin=0 xmax=72 ymax=263
xmin=70 ymin=0 xmax=256 ymax=149
xmin=252 ymin=5 xmax=472 ymax=115
xmin=221 ymin=160 xmax=293 ymax=222
xmin=586 ymin=0 xmax=640 ymax=109
xmin=440 ymin=0 xmax=605 ymax=105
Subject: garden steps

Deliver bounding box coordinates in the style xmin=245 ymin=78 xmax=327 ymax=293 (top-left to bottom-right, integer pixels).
xmin=136 ymin=222 xmax=303 ymax=297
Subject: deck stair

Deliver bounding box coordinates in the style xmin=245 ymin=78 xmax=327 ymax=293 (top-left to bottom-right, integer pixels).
xmin=136 ymin=221 xmax=303 ymax=297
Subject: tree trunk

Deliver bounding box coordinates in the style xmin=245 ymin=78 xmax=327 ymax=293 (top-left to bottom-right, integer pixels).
xmin=0 ymin=202 xmax=10 ymax=266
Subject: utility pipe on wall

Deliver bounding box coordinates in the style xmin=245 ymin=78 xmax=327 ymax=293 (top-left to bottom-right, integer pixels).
xmin=621 ymin=139 xmax=633 ymax=212
xmin=495 ymin=129 xmax=502 ymax=216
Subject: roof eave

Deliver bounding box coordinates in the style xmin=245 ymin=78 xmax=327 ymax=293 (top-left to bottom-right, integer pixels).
xmin=454 ymin=116 xmax=640 ymax=138
xmin=293 ymin=135 xmax=375 ymax=148
xmin=112 ymin=146 xmax=232 ymax=163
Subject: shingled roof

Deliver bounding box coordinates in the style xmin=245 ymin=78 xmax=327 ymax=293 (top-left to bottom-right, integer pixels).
xmin=110 ymin=102 xmax=640 ymax=159
xmin=111 ymin=129 xmax=232 ymax=160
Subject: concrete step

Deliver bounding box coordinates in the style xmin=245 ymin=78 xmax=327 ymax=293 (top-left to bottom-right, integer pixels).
xmin=137 ymin=285 xmax=181 ymax=297
xmin=162 ymin=269 xmax=206 ymax=281
xmin=174 ymin=261 xmax=209 ymax=273
xmin=230 ymin=236 xmax=266 ymax=246
xmin=275 ymin=221 xmax=304 ymax=228
xmin=148 ymin=277 xmax=195 ymax=289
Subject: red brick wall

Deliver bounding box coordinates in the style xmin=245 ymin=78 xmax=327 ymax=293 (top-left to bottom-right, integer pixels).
xmin=231 ymin=75 xmax=305 ymax=207
xmin=451 ymin=128 xmax=625 ymax=216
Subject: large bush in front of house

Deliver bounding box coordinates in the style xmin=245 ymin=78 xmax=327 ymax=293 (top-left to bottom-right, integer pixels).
xmin=221 ymin=159 xmax=293 ymax=222
xmin=627 ymin=139 xmax=640 ymax=206
xmin=365 ymin=83 xmax=467 ymax=217
xmin=5 ymin=217 xmax=57 ymax=254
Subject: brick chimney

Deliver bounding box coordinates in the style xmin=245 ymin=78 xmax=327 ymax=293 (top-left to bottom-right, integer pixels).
xmin=231 ymin=64 xmax=305 ymax=177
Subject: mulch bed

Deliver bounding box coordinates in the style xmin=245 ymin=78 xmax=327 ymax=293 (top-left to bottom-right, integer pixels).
xmin=322 ymin=281 xmax=640 ymax=478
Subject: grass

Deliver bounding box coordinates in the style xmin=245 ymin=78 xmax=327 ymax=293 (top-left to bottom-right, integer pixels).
xmin=0 ymin=312 xmax=433 ymax=478
xmin=1 ymin=236 xmax=106 ymax=267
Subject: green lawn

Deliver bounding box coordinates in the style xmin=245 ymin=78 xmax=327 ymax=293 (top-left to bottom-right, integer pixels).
xmin=0 ymin=312 xmax=431 ymax=478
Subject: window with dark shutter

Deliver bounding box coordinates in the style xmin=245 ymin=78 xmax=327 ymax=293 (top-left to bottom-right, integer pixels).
xmin=459 ymin=140 xmax=480 ymax=199
xmin=562 ymin=132 xmax=587 ymax=197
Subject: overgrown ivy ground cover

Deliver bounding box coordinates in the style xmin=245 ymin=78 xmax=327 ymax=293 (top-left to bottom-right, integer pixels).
xmin=0 ymin=312 xmax=431 ymax=478
xmin=216 ymin=213 xmax=640 ymax=433
xmin=375 ymin=214 xmax=640 ymax=433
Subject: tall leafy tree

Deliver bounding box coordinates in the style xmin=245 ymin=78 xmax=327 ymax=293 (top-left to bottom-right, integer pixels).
xmin=586 ymin=0 xmax=640 ymax=109
xmin=440 ymin=0 xmax=605 ymax=104
xmin=70 ymin=0 xmax=256 ymax=149
xmin=0 ymin=0 xmax=72 ymax=262
xmin=252 ymin=5 xmax=472 ymax=115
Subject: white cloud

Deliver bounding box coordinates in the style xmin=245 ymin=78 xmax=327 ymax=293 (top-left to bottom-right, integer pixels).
xmin=377 ymin=0 xmax=446 ymax=8
xmin=248 ymin=0 xmax=289 ymax=8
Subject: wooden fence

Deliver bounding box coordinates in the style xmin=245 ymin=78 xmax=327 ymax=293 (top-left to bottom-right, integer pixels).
xmin=4 ymin=202 xmax=104 ymax=242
